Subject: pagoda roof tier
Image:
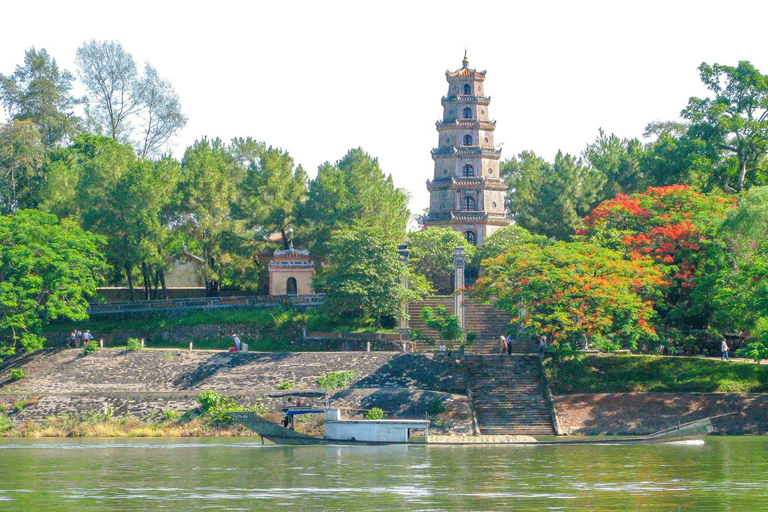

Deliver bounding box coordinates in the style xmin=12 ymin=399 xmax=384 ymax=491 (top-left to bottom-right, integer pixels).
xmin=436 ymin=119 xmax=496 ymax=131
xmin=441 ymin=95 xmax=491 ymax=106
xmin=425 ymin=211 xmax=510 ymax=225
xmin=426 ymin=177 xmax=506 ymax=191
xmin=431 ymin=146 xmax=502 ymax=160
xmin=446 ymin=67 xmax=487 ymax=79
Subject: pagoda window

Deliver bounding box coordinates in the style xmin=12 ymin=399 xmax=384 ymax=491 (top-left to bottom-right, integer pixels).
xmin=463 ymin=134 xmax=472 ymax=146
xmin=464 ymin=231 xmax=477 ymax=245
xmin=463 ymin=84 xmax=471 ymax=94
xmin=462 ymin=196 xmax=476 ymax=211
xmin=286 ymin=277 xmax=297 ymax=295
xmin=463 ymin=164 xmax=475 ymax=177
xmin=463 ymin=107 xmax=472 ymax=119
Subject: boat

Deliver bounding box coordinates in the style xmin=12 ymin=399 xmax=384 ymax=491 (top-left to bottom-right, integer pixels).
xmin=229 ymin=390 xmax=429 ymax=445
xmin=229 ymin=391 xmax=716 ymax=446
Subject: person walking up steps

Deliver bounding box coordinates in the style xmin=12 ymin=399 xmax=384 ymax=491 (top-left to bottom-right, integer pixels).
xmin=499 ymin=335 xmax=508 ymax=354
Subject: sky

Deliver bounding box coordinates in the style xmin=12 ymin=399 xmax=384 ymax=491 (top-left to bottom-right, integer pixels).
xmin=2 ymin=0 xmax=767 ymax=214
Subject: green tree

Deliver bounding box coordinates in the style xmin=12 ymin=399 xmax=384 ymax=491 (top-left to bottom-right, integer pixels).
xmin=232 ymin=143 xmax=307 ymax=249
xmin=299 ymin=148 xmax=410 ymax=261
xmin=313 ymin=226 xmax=432 ymax=326
xmin=0 ymin=209 xmax=107 ymax=356
xmin=177 ymin=137 xmax=244 ymax=295
xmin=0 ymin=47 xmax=80 ymax=148
xmin=682 ymin=61 xmax=768 ymax=192
xmin=584 ymin=129 xmax=646 ymax=198
xmin=503 ymin=150 xmax=604 ymax=240
xmin=473 ymin=241 xmax=665 ymax=356
xmin=406 ymin=227 xmax=475 ymax=292
xmin=0 ymin=120 xmax=45 ymax=213
xmin=474 ymin=224 xmax=549 ymax=266
xmin=412 ymin=305 xmax=477 ymax=350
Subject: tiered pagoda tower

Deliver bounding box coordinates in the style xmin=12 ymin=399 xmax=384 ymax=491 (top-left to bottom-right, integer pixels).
xmin=424 ymin=54 xmax=510 ymax=246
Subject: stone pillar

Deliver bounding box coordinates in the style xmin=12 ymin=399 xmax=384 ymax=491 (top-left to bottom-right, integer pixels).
xmin=397 ymin=243 xmax=410 ymax=333
xmin=453 ymin=246 xmax=466 ymax=331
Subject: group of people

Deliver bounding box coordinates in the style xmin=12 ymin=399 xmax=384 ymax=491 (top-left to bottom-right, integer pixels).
xmin=66 ymin=329 xmax=95 ymax=348
xmin=499 ymin=334 xmax=549 ymax=356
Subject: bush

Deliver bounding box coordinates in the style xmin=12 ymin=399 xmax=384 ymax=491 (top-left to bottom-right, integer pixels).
xmin=13 ymin=399 xmax=28 ymax=412
xmin=427 ymin=394 xmax=445 ymax=415
xmin=9 ymin=368 xmax=26 ymax=381
xmin=276 ymin=381 xmax=294 ymax=390
xmin=164 ymin=410 xmax=179 ymax=421
xmin=365 ymin=407 xmax=385 ymax=420
xmin=125 ymin=338 xmax=143 ymax=351
xmin=318 ymin=370 xmax=357 ymax=389
xmin=196 ymin=390 xmax=224 ymax=412
xmin=0 ymin=414 xmax=11 ymax=433
xmin=83 ymin=340 xmax=100 ymax=355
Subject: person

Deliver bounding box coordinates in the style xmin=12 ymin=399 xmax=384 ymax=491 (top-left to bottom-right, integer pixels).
xmin=721 ymin=338 xmax=729 ymax=360
xmin=439 ymin=342 xmax=446 ymax=352
xmin=83 ymin=330 xmax=93 ymax=345
xmin=506 ymin=334 xmax=513 ymax=355
xmin=75 ymin=330 xmax=83 ymax=348
xmin=232 ymin=334 xmax=241 ymax=352
xmin=499 ymin=335 xmax=508 ymax=354
xmin=67 ymin=330 xmax=77 ymax=348
xmin=538 ymin=335 xmax=547 ymax=356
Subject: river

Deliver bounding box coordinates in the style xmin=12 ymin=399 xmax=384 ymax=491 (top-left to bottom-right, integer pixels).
xmin=1 ymin=436 xmax=766 ymax=510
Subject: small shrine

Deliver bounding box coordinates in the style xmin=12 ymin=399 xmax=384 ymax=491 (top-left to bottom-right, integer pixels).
xmin=164 ymin=248 xmax=205 ymax=288
xmin=268 ymin=243 xmax=315 ymax=295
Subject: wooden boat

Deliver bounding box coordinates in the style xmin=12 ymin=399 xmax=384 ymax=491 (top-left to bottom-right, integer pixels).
xmin=230 ymin=390 xmax=715 ymax=446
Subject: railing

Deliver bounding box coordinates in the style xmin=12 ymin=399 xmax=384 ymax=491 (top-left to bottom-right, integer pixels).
xmin=88 ymin=294 xmax=325 ymax=315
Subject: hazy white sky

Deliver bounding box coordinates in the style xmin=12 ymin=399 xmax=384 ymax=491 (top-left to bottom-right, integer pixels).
xmin=2 ymin=0 xmax=766 ymax=213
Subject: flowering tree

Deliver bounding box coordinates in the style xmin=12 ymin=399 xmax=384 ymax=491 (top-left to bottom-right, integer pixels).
xmin=473 ymin=242 xmax=666 ymax=357
xmin=579 ymin=185 xmax=735 ymax=326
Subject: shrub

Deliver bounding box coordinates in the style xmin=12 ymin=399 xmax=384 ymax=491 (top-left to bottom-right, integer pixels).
xmin=196 ymin=390 xmax=224 ymax=412
xmin=0 ymin=414 xmax=11 ymax=433
xmin=427 ymin=394 xmax=445 ymax=415
xmin=318 ymin=370 xmax=357 ymax=389
xmin=365 ymin=407 xmax=385 ymax=420
xmin=276 ymin=381 xmax=294 ymax=390
xmin=0 ymin=404 xmax=7 ymax=413
xmin=9 ymin=368 xmax=26 ymax=381
xmin=13 ymin=399 xmax=28 ymax=412
xmin=126 ymin=338 xmax=143 ymax=351
xmin=83 ymin=340 xmax=100 ymax=355
xmin=164 ymin=410 xmax=179 ymax=421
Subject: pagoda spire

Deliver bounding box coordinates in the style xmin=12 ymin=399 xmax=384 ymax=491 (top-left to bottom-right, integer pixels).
xmin=462 ymin=49 xmax=469 ymax=68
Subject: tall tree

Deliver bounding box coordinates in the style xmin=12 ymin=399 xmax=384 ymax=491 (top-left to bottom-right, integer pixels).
xmin=473 ymin=224 xmax=549 ymax=266
xmin=0 ymin=120 xmax=45 ymax=213
xmin=75 ymin=40 xmax=186 ymax=156
xmin=177 ymin=137 xmax=244 ymax=296
xmin=584 ymin=129 xmax=646 ymax=199
xmin=0 ymin=209 xmax=108 ymax=356
xmin=232 ymin=143 xmax=307 ymax=249
xmin=682 ymin=61 xmax=768 ymax=192
xmin=299 ymin=148 xmax=410 ymax=260
xmin=0 ymin=47 xmax=81 ymax=149
xmin=503 ymin=150 xmax=604 ymax=240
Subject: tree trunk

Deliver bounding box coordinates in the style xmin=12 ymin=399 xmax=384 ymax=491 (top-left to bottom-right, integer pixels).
xmin=738 ymin=159 xmax=748 ymax=192
xmin=126 ymin=266 xmax=135 ymax=302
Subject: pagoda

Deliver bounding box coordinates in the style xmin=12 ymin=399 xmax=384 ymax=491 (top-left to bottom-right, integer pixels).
xmin=423 ymin=53 xmax=510 ymax=245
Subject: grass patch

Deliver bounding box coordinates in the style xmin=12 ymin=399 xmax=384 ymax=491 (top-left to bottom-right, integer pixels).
xmin=545 ymin=355 xmax=768 ymax=394
xmin=317 ymin=370 xmax=357 ymax=389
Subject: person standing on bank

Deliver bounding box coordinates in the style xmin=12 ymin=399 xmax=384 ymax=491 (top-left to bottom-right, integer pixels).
xmin=232 ymin=334 xmax=241 ymax=352
xmin=721 ymin=338 xmax=729 ymax=360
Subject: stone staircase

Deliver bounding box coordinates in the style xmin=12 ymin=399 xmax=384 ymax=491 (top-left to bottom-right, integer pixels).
xmin=408 ymin=296 xmax=531 ymax=354
xmin=465 ymin=354 xmax=555 ymax=436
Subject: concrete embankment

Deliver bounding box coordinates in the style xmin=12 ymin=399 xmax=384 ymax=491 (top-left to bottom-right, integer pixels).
xmin=554 ymin=393 xmax=768 ymax=435
xmin=0 ymin=349 xmax=473 ymax=433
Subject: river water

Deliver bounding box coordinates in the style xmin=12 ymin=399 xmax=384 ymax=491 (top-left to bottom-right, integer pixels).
xmin=1 ymin=436 xmax=766 ymax=511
